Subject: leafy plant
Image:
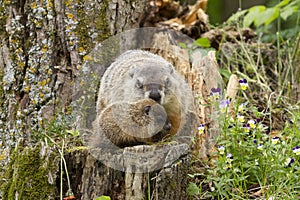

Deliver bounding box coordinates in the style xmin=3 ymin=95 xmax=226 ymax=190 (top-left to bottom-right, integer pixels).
xmin=187 ymin=182 xmax=201 ymax=196
xmin=227 ymin=0 xmax=300 ymax=42
xmin=228 ymin=0 xmax=299 ymax=28
xmin=190 ymin=79 xmax=300 ymax=199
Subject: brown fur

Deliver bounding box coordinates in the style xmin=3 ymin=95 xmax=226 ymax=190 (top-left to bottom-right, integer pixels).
xmin=93 ymin=99 xmax=170 ymax=148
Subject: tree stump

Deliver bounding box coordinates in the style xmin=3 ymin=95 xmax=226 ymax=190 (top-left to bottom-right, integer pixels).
xmin=62 ymin=143 xmax=190 ymax=200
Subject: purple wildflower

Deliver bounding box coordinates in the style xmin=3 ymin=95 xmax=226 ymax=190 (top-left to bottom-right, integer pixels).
xmin=285 ymin=158 xmax=295 ymax=167
xmin=257 ymin=144 xmax=263 ymax=150
xmin=218 ymin=146 xmax=225 ymax=154
xmin=219 ymin=99 xmax=230 ymax=113
xmin=198 ymin=124 xmax=205 ymax=134
xmin=248 ymin=119 xmax=256 ymax=128
xmin=271 ymin=136 xmax=280 ymax=145
xmin=239 ymin=78 xmax=248 ymax=90
xmin=243 ymin=124 xmax=250 ymax=132
xmin=210 ymin=88 xmax=221 ymax=100
xmin=293 ymin=146 xmax=300 ymax=155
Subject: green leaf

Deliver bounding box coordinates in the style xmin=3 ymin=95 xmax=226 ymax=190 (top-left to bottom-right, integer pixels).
xmin=280 ymin=6 xmax=298 ymax=20
xmin=243 ymin=6 xmax=266 ymax=27
xmin=275 ymin=0 xmax=290 ymax=8
xmin=227 ymin=10 xmax=248 ymax=23
xmin=261 ymin=7 xmax=280 ymax=27
xmin=186 ymin=182 xmax=200 ymax=196
xmin=237 ymin=175 xmax=250 ymax=182
xmin=95 ymin=196 xmax=111 ymax=200
xmin=178 ymin=42 xmax=187 ymax=49
xmin=219 ymin=69 xmax=232 ymax=80
xmin=194 ymin=38 xmax=211 ymax=48
xmin=66 ymin=129 xmax=79 ymax=136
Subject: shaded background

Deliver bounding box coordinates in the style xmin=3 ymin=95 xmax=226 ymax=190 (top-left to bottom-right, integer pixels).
xmin=207 ymin=0 xmax=268 ymax=24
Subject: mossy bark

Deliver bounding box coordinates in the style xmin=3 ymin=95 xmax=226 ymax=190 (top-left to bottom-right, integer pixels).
xmin=1 ymin=143 xmax=58 ymax=199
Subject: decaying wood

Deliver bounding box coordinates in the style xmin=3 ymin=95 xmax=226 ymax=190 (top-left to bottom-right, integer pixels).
xmin=152 ymin=154 xmax=190 ymax=200
xmin=150 ymin=30 xmax=223 ymax=159
xmin=157 ymin=0 xmax=209 ymax=38
xmin=226 ymin=74 xmax=239 ymax=114
xmin=202 ymin=26 xmax=256 ymax=49
xmin=142 ymin=0 xmax=209 ymax=39
xmin=190 ymin=50 xmax=223 ymax=159
xmin=64 ymin=149 xmax=125 ymax=200
xmin=63 ymin=143 xmax=190 ymax=200
xmin=125 ymin=172 xmax=147 ymax=200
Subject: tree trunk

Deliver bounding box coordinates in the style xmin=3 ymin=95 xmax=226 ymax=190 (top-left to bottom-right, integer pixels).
xmin=0 ymin=0 xmax=147 ymax=142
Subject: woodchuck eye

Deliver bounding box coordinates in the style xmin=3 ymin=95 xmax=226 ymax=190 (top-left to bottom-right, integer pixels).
xmin=164 ymin=77 xmax=170 ymax=87
xmin=143 ymin=105 xmax=151 ymax=115
xmin=163 ymin=120 xmax=172 ymax=131
xmin=135 ymin=77 xmax=144 ymax=89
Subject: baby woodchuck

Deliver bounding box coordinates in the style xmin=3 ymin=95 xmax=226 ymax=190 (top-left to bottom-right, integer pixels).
xmin=96 ymin=50 xmax=197 ymax=140
xmin=93 ymin=98 xmax=171 ymax=148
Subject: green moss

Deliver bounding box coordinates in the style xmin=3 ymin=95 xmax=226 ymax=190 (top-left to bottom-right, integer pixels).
xmin=0 ymin=2 xmax=7 ymax=36
xmin=95 ymin=0 xmax=111 ymax=42
xmin=0 ymin=62 xmax=3 ymax=99
xmin=1 ymin=143 xmax=58 ymax=199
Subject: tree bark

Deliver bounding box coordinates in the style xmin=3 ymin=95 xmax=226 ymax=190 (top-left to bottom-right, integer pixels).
xmin=0 ymin=0 xmax=147 ymax=142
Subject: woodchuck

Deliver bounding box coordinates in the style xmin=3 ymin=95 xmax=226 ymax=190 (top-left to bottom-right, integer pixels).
xmin=96 ymin=50 xmax=197 ymax=139
xmin=92 ymin=98 xmax=171 ymax=148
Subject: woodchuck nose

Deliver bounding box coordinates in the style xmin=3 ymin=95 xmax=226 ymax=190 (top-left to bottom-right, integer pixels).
xmin=92 ymin=99 xmax=171 ymax=148
xmin=96 ymin=50 xmax=198 ymax=142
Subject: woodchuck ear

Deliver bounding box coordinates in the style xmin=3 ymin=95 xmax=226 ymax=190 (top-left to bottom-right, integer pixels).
xmin=167 ymin=63 xmax=174 ymax=74
xmin=129 ymin=65 xmax=136 ymax=78
xmin=143 ymin=105 xmax=151 ymax=115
